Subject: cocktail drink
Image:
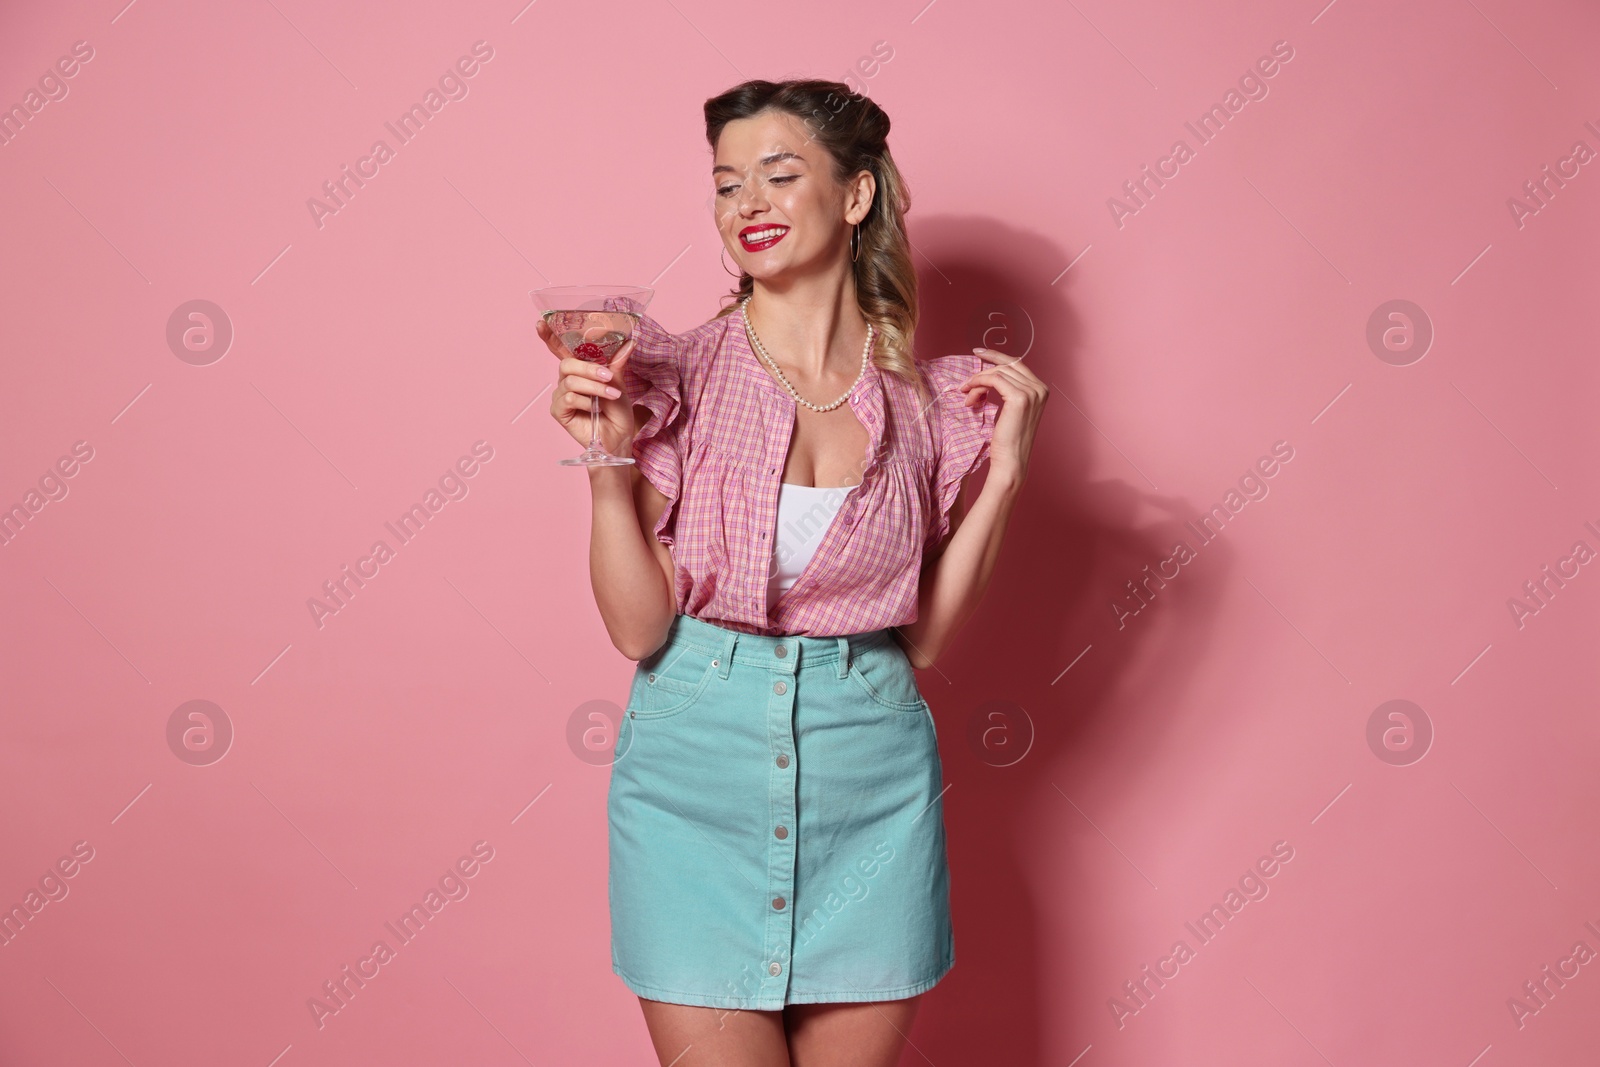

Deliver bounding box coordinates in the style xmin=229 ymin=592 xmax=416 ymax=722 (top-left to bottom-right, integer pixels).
xmin=532 ymin=285 xmax=653 ymax=467
xmin=543 ymin=310 xmax=637 ymax=366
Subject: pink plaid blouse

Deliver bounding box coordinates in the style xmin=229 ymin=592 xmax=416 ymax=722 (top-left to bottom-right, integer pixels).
xmin=615 ymin=297 xmax=999 ymax=638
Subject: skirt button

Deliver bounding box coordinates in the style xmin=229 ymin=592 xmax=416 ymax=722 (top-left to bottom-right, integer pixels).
xmin=774 ymin=680 xmax=788 ymax=695
xmin=772 ymin=896 xmax=786 ymax=910
xmin=774 ymin=825 xmax=788 ymax=839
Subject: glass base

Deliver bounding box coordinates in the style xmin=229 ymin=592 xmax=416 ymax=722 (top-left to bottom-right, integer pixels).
xmin=560 ymin=448 xmax=636 ymax=467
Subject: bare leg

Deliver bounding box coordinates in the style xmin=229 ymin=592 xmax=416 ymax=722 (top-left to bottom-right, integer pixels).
xmin=784 ymin=995 xmax=923 ymax=1067
xmin=637 ymin=997 xmax=792 ymax=1067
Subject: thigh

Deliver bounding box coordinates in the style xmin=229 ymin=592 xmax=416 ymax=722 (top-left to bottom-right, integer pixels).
xmin=784 ymin=995 xmax=923 ymax=1067
xmin=638 ymin=997 xmax=791 ymax=1067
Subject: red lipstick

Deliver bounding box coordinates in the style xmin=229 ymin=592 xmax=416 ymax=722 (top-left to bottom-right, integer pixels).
xmin=739 ymin=224 xmax=789 ymax=251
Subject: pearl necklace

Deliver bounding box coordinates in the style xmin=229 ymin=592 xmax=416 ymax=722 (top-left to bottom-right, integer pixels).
xmin=740 ymin=295 xmax=873 ymax=413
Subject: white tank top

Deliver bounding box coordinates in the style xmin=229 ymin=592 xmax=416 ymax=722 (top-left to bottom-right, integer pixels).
xmin=767 ymin=481 xmax=858 ymax=611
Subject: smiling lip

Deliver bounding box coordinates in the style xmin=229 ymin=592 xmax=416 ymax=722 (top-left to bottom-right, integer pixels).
xmin=739 ymin=225 xmax=789 ymax=251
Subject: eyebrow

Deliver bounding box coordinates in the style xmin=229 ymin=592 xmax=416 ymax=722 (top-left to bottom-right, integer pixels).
xmin=712 ymin=151 xmax=807 ymax=176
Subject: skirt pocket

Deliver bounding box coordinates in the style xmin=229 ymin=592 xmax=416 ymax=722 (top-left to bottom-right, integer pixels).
xmin=629 ymin=641 xmax=718 ymax=720
xmin=845 ymin=637 xmax=928 ymax=712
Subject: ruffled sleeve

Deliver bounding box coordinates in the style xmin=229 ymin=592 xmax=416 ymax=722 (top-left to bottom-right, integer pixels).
xmin=609 ymin=298 xmax=684 ymax=546
xmin=922 ymin=352 xmax=1000 ymax=549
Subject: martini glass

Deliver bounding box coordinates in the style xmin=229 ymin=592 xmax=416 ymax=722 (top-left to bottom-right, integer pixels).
xmin=533 ymin=284 xmax=654 ymax=467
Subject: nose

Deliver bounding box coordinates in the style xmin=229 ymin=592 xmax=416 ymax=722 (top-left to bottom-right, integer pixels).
xmin=735 ymin=174 xmax=770 ymax=216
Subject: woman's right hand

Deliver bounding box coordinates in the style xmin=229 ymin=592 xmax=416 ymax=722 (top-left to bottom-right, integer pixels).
xmin=541 ymin=317 xmax=640 ymax=456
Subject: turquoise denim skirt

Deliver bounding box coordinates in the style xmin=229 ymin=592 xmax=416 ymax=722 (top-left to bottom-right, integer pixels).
xmin=607 ymin=613 xmax=955 ymax=1010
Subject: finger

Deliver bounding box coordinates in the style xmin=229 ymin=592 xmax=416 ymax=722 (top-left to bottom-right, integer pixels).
xmin=972 ymin=347 xmax=1045 ymax=386
xmin=556 ymin=384 xmax=618 ymax=416
xmin=561 ymin=372 xmax=623 ymax=402
xmin=559 ymin=353 xmax=623 ymax=385
xmin=958 ymin=367 xmax=1016 ymax=396
xmin=961 ymin=366 xmax=1032 ymax=408
xmin=984 ymin=362 xmax=1038 ymax=392
xmin=971 ymin=346 xmax=1029 ymax=370
xmin=964 ymin=363 xmax=1042 ymax=397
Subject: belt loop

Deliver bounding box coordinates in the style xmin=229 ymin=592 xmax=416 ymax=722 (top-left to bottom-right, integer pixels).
xmin=835 ymin=636 xmax=851 ymax=679
xmin=718 ymin=629 xmax=738 ymax=679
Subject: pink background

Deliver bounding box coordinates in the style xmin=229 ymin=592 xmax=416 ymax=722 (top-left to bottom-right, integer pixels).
xmin=3 ymin=0 xmax=1598 ymax=1063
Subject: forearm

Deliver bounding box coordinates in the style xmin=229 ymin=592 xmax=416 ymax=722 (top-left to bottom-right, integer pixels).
xmin=896 ymin=467 xmax=1025 ymax=669
xmin=587 ymin=465 xmax=675 ymax=660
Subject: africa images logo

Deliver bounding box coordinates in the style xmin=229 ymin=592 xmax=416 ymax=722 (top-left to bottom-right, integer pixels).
xmin=306 ymin=41 xmax=495 ymax=229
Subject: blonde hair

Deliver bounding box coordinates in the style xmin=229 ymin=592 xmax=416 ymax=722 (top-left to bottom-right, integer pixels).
xmin=703 ymin=79 xmax=928 ymax=406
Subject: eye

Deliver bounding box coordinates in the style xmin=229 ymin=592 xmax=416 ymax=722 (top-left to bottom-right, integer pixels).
xmin=716 ymin=185 xmax=737 ymax=197
xmin=770 ymin=175 xmax=799 ymax=185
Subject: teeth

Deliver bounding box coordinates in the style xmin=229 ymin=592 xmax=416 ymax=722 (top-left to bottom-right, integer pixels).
xmin=745 ymin=227 xmax=787 ymax=242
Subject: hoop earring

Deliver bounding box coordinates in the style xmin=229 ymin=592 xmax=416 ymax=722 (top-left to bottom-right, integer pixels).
xmin=850 ymin=222 xmax=861 ymax=262
xmin=720 ymin=245 xmax=742 ymax=278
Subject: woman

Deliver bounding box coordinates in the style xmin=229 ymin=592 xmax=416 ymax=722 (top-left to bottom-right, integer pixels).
xmin=544 ymin=79 xmax=1047 ymax=1066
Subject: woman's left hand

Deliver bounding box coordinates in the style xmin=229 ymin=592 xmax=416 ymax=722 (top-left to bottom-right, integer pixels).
xmin=959 ymin=347 xmax=1049 ymax=483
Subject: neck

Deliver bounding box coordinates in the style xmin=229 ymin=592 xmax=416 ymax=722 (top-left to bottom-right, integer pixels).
xmin=745 ymin=270 xmax=869 ymax=382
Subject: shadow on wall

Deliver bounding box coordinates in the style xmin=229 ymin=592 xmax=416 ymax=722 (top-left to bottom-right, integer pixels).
xmin=907 ymin=214 xmax=1237 ymax=1065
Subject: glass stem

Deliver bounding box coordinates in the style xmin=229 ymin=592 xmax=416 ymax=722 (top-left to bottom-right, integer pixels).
xmin=588 ymin=396 xmax=603 ymax=454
